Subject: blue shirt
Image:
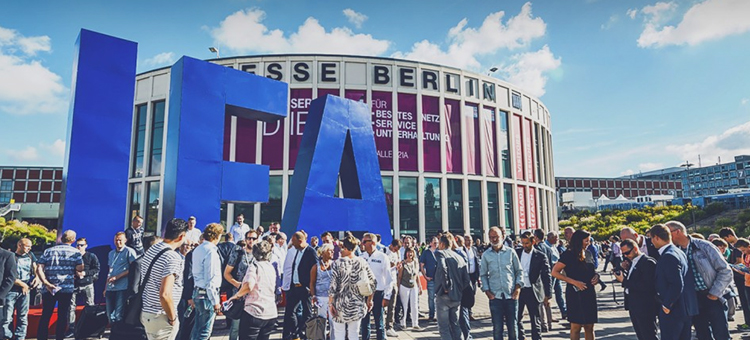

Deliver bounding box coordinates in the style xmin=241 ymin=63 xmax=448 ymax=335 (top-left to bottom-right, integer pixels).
xmin=192 ymin=241 xmax=222 ymax=306
xmin=419 ymin=248 xmax=437 ymax=278
xmin=11 ymin=252 xmax=36 ymax=292
xmin=479 ymin=245 xmax=524 ymax=299
xmin=107 ymin=246 xmax=137 ymax=291
xmin=38 ymin=244 xmax=83 ymax=294
xmin=587 ymin=243 xmax=599 ymax=268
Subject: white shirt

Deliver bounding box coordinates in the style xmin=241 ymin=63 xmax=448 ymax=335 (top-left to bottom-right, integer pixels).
xmin=466 ymin=247 xmax=476 ymax=274
xmin=281 ymin=246 xmax=300 ymax=291
xmin=361 ymin=250 xmax=393 ymax=299
xmin=229 ymin=223 xmax=251 ymax=244
xmin=192 ymin=241 xmax=222 ymax=306
xmin=625 ymin=254 xmax=644 ymax=294
xmin=638 ymin=236 xmax=649 ymax=256
xmin=185 ymin=228 xmax=202 ymax=244
xmin=520 ymin=250 xmax=533 ymax=288
xmin=658 ymin=244 xmax=669 ymax=255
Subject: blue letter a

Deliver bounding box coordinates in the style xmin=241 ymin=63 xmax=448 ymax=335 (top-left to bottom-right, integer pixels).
xmin=282 ymin=95 xmax=391 ymax=243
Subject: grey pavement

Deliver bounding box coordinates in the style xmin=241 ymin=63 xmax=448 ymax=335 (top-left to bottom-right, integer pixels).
xmin=204 ymin=271 xmax=750 ymax=340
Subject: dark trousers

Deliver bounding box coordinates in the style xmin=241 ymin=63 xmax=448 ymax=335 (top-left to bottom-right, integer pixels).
xmin=176 ymin=299 xmax=196 ymax=340
xmin=739 ymin=280 xmax=750 ymax=325
xmin=361 ymin=290 xmax=385 ymax=340
xmin=459 ymin=307 xmax=472 ymax=340
xmin=693 ymin=293 xmax=730 ymax=340
xmin=38 ymin=292 xmax=73 ymax=340
xmin=517 ymin=288 xmax=541 ymax=340
xmin=240 ymin=311 xmax=275 ymax=340
xmin=659 ymin=312 xmax=692 ymax=340
xmin=629 ymin=308 xmax=658 ymax=340
xmin=282 ymin=286 xmax=311 ymax=340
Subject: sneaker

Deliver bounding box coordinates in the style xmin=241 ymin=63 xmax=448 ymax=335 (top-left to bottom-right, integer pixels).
xmin=386 ymin=329 xmax=398 ymax=337
xmin=737 ymin=324 xmax=750 ymax=330
xmin=63 ymin=331 xmax=75 ymax=339
xmin=411 ymin=326 xmax=424 ymax=331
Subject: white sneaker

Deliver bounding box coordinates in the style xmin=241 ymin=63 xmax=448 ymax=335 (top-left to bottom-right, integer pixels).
xmin=386 ymin=329 xmax=398 ymax=337
xmin=411 ymin=325 xmax=424 ymax=331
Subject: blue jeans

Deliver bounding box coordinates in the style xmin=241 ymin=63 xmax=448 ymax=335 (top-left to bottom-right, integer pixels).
xmin=460 ymin=307 xmax=472 ymax=340
xmin=361 ymin=290 xmax=385 ymax=340
xmin=426 ymin=280 xmax=436 ymax=319
xmin=552 ymin=278 xmax=566 ymax=316
xmin=489 ymin=298 xmax=518 ymax=340
xmin=105 ymin=290 xmax=127 ymax=323
xmin=436 ymin=295 xmax=461 ymax=340
xmin=693 ymin=293 xmax=730 ymax=340
xmin=191 ymin=289 xmax=217 ymax=340
xmin=3 ymin=291 xmax=30 ymax=340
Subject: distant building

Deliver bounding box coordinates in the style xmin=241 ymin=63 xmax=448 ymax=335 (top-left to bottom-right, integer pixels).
xmin=0 ymin=166 xmax=62 ymax=226
xmin=627 ymin=155 xmax=750 ymax=198
xmin=555 ymin=177 xmax=682 ymax=204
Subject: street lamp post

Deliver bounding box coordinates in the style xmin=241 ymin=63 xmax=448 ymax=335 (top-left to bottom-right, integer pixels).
xmin=208 ymin=46 xmax=220 ymax=58
xmin=680 ymin=161 xmax=695 ymax=227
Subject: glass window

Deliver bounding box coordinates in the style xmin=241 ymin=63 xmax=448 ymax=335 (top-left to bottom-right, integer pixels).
xmin=260 ymin=176 xmax=282 ymax=227
xmin=145 ymin=181 xmax=160 ymax=234
xmin=503 ymin=184 xmax=514 ymax=234
xmin=447 ymin=179 xmax=464 ymax=235
xmin=0 ymin=193 xmax=10 ymax=204
xmin=399 ymin=177 xmax=418 ymax=238
xmin=382 ymin=176 xmax=394 ymax=228
xmin=487 ymin=182 xmax=500 ymax=230
xmin=129 ymin=183 xmax=142 ymax=221
xmin=149 ymin=101 xmax=166 ymax=176
xmin=0 ymin=180 xmax=11 ymax=192
xmin=220 ymin=202 xmax=228 ymax=229
xmin=535 ymin=124 xmax=543 ymax=185
xmin=424 ymin=178 xmax=442 ymax=239
xmin=511 ymin=92 xmax=522 ymax=110
xmin=499 ymin=111 xmax=512 ymax=179
xmin=468 ymin=180 xmax=482 ymax=237
xmin=132 ymin=105 xmax=147 ymax=177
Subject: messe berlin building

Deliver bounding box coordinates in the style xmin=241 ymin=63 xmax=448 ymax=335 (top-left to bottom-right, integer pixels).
xmin=128 ymin=55 xmax=555 ymax=241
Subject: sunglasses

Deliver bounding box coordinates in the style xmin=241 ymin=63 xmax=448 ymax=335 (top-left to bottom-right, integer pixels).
xmin=622 ymin=249 xmax=632 ymax=256
xmin=246 ymin=237 xmax=258 ymax=241
xmin=76 ymin=244 xmax=87 ymax=248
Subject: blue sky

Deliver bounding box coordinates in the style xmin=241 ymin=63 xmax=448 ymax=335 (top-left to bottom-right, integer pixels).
xmin=1 ymin=0 xmax=749 ymax=177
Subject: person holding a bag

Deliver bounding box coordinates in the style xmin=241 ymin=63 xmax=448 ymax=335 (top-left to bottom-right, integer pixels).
xmin=227 ymin=241 xmax=277 ymax=340
xmin=329 ymin=235 xmax=375 ymax=340
xmin=396 ymin=248 xmax=422 ymax=331
xmin=309 ymin=243 xmax=335 ymax=339
xmin=139 ymin=218 xmax=188 ymax=340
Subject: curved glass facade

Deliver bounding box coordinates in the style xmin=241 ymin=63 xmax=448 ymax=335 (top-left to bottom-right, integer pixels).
xmin=127 ymin=55 xmax=556 ymax=241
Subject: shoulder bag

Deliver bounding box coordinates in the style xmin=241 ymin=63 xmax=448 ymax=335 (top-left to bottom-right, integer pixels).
xmin=356 ymin=258 xmax=374 ymax=297
xmin=124 ymin=248 xmax=171 ymax=326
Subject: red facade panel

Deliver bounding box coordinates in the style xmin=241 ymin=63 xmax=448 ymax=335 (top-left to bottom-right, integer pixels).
xmin=15 ymin=170 xmax=27 ymax=179
xmin=40 ymin=182 xmax=52 ymax=191
xmin=54 ymin=170 xmax=62 ymax=179
xmin=39 ymin=193 xmax=51 ymax=203
xmin=41 ymin=169 xmax=53 ymax=180
xmin=53 ymin=182 xmax=62 ymax=191
xmin=27 ymin=181 xmax=39 ymax=191
xmin=26 ymin=193 xmax=38 ymax=202
xmin=12 ymin=193 xmax=24 ymax=202
xmin=28 ymin=170 xmax=40 ymax=179
xmin=13 ymin=181 xmax=25 ymax=191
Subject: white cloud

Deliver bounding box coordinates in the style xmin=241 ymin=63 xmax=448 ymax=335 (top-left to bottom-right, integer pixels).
xmin=41 ymin=139 xmax=65 ymax=157
xmin=666 ymin=121 xmax=750 ymax=166
xmin=621 ymin=169 xmax=636 ymax=176
xmin=0 ymin=26 xmax=67 ymax=115
xmin=742 ymin=98 xmax=749 ymax=105
xmin=627 ymin=8 xmax=638 ymax=20
xmin=638 ymin=162 xmax=664 ymax=171
xmin=210 ymin=8 xmax=390 ymax=55
xmin=601 ymin=15 xmax=619 ymax=30
xmin=637 ymin=0 xmax=750 ymax=48
xmin=144 ymin=52 xmax=175 ymax=67
xmin=6 ymin=146 xmax=39 ymax=162
xmin=498 ymin=45 xmax=561 ymax=97
xmin=343 ymin=9 xmax=367 ymax=29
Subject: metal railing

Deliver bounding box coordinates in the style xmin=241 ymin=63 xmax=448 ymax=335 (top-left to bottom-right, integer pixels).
xmin=0 ymin=203 xmax=21 ymax=217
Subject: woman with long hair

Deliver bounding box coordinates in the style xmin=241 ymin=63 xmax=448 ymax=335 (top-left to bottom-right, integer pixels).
xmin=329 ymin=235 xmax=376 ymax=340
xmin=397 ymin=248 xmax=422 ymax=330
xmin=309 ymin=243 xmax=335 ymax=339
xmin=552 ymin=230 xmax=600 ymax=340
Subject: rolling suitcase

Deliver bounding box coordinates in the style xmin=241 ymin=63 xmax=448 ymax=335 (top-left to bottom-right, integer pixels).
xmin=74 ymin=304 xmax=108 ymax=339
xmin=109 ymin=321 xmax=147 ymax=340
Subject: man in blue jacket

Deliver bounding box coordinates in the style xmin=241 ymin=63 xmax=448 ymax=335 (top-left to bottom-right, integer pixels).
xmin=648 ymin=224 xmax=699 ymax=340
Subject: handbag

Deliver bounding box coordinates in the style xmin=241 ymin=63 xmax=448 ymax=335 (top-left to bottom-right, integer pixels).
xmin=305 ymin=305 xmax=327 ymax=340
xmin=124 ymin=248 xmax=171 ymax=326
xmin=356 ymin=260 xmax=373 ymax=297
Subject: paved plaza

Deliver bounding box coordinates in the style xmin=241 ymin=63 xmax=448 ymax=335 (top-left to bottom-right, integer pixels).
xmin=202 ymin=271 xmax=750 ymax=340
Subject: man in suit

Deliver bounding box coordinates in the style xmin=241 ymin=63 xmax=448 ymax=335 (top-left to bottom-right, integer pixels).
xmin=0 ymin=241 xmax=17 ymax=307
xmin=463 ymin=234 xmax=481 ymax=320
xmin=621 ymin=227 xmax=660 ymax=262
xmin=516 ymin=231 xmax=551 ymax=340
xmin=281 ymin=232 xmax=318 ymax=340
xmin=615 ymin=239 xmax=658 ymax=340
xmin=533 ymin=229 xmax=555 ymax=332
xmin=648 ymin=224 xmax=699 ymax=340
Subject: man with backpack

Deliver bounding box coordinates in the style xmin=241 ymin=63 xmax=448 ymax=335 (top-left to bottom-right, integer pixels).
xmin=434 ymin=234 xmax=470 ymax=340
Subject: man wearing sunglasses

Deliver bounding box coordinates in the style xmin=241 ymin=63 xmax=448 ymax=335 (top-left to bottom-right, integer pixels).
xmin=67 ymin=238 xmax=99 ymax=337
xmin=614 ymin=239 xmax=657 ymax=340
xmin=223 ymin=230 xmax=258 ymax=340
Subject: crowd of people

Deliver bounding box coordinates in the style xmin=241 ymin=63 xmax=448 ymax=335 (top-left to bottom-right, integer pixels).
xmin=0 ymin=214 xmax=747 ymax=340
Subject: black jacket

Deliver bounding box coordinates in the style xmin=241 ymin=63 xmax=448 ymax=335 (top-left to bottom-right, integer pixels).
xmin=623 ymin=255 xmax=658 ymax=314
xmin=0 ymin=249 xmax=17 ymax=306
xmin=181 ymin=250 xmax=195 ymax=301
xmin=285 ymin=246 xmax=317 ymax=290
xmin=516 ymin=248 xmax=552 ymax=302
xmin=644 ymin=237 xmax=660 ymax=262
xmin=75 ymin=251 xmax=100 ymax=287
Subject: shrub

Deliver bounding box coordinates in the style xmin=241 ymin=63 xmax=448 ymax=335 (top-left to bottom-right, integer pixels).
xmin=0 ymin=219 xmax=57 ymax=251
xmin=738 ymin=209 xmax=750 ymax=224
xmin=715 ymin=218 xmax=735 ymax=228
xmin=704 ymin=202 xmax=726 ymax=216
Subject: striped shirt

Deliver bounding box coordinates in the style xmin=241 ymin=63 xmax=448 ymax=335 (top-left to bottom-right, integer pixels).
xmin=140 ymin=242 xmax=184 ymax=315
xmin=38 ymin=245 xmax=83 ymax=294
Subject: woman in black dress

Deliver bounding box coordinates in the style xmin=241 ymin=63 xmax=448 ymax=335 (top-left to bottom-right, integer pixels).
xmin=552 ymin=230 xmax=600 ymax=340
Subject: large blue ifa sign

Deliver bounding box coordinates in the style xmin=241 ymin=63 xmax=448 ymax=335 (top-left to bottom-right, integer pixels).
xmin=60 ymin=29 xmax=391 ymax=247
